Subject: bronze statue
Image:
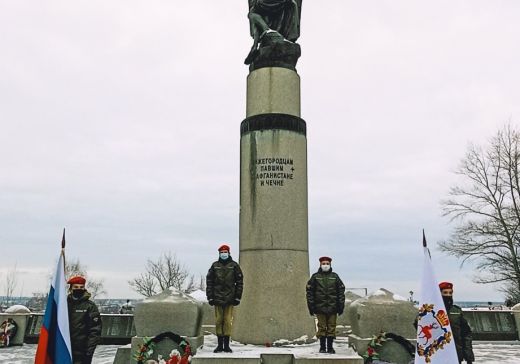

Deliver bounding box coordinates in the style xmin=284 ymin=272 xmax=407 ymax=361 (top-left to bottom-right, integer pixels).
xmin=245 ymin=0 xmax=302 ymax=67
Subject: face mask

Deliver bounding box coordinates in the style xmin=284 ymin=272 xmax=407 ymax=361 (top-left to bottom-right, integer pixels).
xmin=72 ymin=289 xmax=85 ymax=299
xmin=321 ymin=264 xmax=331 ymax=272
xmin=219 ymin=252 xmax=229 ymax=260
xmin=442 ymin=296 xmax=453 ymax=309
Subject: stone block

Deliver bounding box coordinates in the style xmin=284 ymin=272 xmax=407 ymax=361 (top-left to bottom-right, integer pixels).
xmin=113 ymin=344 xmax=131 ymax=364
xmin=1 ymin=305 xmax=31 ymax=346
xmin=337 ymin=292 xmax=362 ymax=327
xmin=348 ymin=288 xmax=416 ymax=339
xmin=261 ymin=353 xmax=294 ymax=364
xmin=134 ymin=288 xmax=203 ymax=337
xmin=512 ymin=303 xmax=520 ymax=339
xmin=348 ymin=334 xmax=416 ymax=364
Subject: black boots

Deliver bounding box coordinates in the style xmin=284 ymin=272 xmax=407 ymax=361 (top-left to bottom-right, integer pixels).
xmin=215 ymin=336 xmax=232 ymax=353
xmin=326 ymin=336 xmax=335 ymax=354
xmin=319 ymin=336 xmax=327 ymax=353
xmin=213 ymin=336 xmax=224 ymax=353
xmin=223 ymin=336 xmax=233 ymax=353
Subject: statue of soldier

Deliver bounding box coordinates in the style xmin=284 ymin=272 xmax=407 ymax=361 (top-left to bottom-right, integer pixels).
xmin=245 ymin=0 xmax=302 ymax=65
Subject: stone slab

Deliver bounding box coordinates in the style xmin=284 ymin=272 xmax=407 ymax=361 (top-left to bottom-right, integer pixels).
xmin=513 ymin=304 xmax=520 ymax=339
xmin=134 ymin=289 xmax=203 ymax=338
xmin=0 ymin=313 xmax=30 ymax=346
xmin=347 ymin=290 xmax=417 ymax=339
xmin=192 ymin=356 xmax=362 ymax=364
xmin=112 ymin=344 xmax=131 ymax=364
xmin=193 ymin=335 xmax=363 ymax=363
xmin=349 ymin=334 xmax=416 ymax=364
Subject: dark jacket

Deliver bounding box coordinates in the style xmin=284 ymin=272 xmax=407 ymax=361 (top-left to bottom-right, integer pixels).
xmin=306 ymin=268 xmax=345 ymax=315
xmin=67 ymin=291 xmax=102 ymax=358
xmin=448 ymin=304 xmax=475 ymax=362
xmin=206 ymin=257 xmax=244 ymax=306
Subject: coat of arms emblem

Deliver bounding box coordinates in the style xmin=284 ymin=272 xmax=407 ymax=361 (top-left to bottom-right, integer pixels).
xmin=416 ymin=303 xmax=453 ymax=363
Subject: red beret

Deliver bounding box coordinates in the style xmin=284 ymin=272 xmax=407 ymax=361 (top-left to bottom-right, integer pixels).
xmin=319 ymin=256 xmax=332 ymax=263
xmin=67 ymin=276 xmax=86 ymax=285
xmin=218 ymin=244 xmax=230 ymax=252
xmin=439 ymin=281 xmax=453 ymax=290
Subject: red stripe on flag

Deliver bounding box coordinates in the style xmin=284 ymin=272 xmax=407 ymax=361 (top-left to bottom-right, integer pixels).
xmin=34 ymin=326 xmax=52 ymax=364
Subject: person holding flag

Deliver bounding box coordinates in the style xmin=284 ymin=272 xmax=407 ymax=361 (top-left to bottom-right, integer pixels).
xmin=35 ymin=230 xmax=73 ymax=364
xmin=66 ymin=275 xmax=102 ymax=364
xmin=438 ymin=281 xmax=475 ymax=364
xmin=415 ymin=231 xmax=460 ymax=364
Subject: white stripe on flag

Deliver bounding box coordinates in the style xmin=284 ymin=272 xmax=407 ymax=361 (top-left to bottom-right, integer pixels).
xmin=53 ymin=253 xmax=72 ymax=355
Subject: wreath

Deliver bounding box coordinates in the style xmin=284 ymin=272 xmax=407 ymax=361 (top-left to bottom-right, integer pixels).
xmin=0 ymin=319 xmax=18 ymax=348
xmin=134 ymin=331 xmax=191 ymax=364
xmin=362 ymin=331 xmax=415 ymax=363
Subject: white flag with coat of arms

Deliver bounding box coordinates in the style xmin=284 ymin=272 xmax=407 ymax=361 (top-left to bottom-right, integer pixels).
xmin=414 ymin=232 xmax=459 ymax=364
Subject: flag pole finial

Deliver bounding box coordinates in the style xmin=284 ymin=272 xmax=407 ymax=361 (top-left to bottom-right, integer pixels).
xmin=61 ymin=228 xmax=66 ymax=249
xmin=422 ymin=229 xmax=427 ymax=247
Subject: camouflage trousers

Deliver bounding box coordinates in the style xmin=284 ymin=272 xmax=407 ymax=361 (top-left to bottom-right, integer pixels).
xmin=316 ymin=313 xmax=337 ymax=337
xmin=215 ymin=305 xmax=234 ymax=336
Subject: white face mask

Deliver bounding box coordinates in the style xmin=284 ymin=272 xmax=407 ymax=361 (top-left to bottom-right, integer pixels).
xmin=321 ymin=264 xmax=331 ymax=272
xmin=220 ymin=252 xmax=229 ymax=260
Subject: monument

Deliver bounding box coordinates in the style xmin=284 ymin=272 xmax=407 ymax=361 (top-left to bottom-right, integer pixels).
xmin=233 ymin=0 xmax=316 ymax=344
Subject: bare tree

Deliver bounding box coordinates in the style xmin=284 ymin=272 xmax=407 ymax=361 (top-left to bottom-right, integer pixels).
xmin=440 ymin=125 xmax=520 ymax=303
xmin=198 ymin=273 xmax=206 ymax=292
xmin=129 ymin=252 xmax=194 ymax=297
xmin=3 ymin=264 xmax=19 ymax=305
xmin=65 ymin=259 xmax=107 ymax=299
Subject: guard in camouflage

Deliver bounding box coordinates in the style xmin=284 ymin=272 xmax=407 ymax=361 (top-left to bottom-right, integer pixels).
xmin=439 ymin=281 xmax=475 ymax=364
xmin=206 ymin=244 xmax=244 ymax=353
xmin=67 ymin=276 xmax=102 ymax=364
xmin=306 ymin=256 xmax=345 ymax=354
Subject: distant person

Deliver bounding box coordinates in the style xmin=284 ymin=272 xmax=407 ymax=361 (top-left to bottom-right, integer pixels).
xmin=306 ymin=256 xmax=345 ymax=354
xmin=120 ymin=299 xmax=133 ymax=314
xmin=206 ymin=244 xmax=243 ymax=353
xmin=439 ymin=281 xmax=475 ymax=364
xmin=67 ymin=276 xmax=102 ymax=364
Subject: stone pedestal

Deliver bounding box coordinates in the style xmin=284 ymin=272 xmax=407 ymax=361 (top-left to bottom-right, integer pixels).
xmin=116 ymin=289 xmax=204 ymax=364
xmin=513 ymin=303 xmax=520 ymax=339
xmin=347 ymin=289 xmax=416 ymax=364
xmin=233 ymin=67 xmax=315 ymax=344
xmin=1 ymin=305 xmax=31 ymax=346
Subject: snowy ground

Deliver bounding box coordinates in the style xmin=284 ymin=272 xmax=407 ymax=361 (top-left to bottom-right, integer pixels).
xmin=1 ymin=339 xmax=519 ymax=363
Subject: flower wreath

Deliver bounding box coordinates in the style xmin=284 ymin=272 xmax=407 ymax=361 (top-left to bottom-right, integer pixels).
xmin=0 ymin=319 xmax=18 ymax=348
xmin=362 ymin=331 xmax=415 ymax=364
xmin=134 ymin=331 xmax=192 ymax=364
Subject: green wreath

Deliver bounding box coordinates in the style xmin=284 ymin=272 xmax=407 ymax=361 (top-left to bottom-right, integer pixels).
xmin=0 ymin=319 xmax=18 ymax=347
xmin=362 ymin=331 xmax=415 ymax=363
xmin=134 ymin=331 xmax=191 ymax=364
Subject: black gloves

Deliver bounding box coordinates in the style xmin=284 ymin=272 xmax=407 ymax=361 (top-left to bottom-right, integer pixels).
xmin=208 ymin=299 xmax=215 ymax=306
xmin=233 ymin=298 xmax=241 ymax=306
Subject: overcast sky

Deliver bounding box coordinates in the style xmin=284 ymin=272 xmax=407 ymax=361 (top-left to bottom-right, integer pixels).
xmin=1 ymin=1 xmax=519 ymax=301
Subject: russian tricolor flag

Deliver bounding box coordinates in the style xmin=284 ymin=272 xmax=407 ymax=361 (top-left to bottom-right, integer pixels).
xmin=35 ymin=232 xmax=72 ymax=364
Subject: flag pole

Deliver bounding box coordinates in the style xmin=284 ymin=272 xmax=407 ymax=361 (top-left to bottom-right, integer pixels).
xmin=61 ymin=228 xmax=66 ymax=277
xmin=422 ymin=229 xmax=431 ymax=258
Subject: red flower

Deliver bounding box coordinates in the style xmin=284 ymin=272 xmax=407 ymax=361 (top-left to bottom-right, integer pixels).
xmin=367 ymin=347 xmax=375 ymax=356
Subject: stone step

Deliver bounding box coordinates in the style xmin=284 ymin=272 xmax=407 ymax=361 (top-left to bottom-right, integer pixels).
xmin=191 ymin=353 xmax=363 ymax=364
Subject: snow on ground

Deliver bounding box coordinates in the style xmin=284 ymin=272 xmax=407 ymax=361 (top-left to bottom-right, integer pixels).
xmin=1 ymin=340 xmax=519 ymax=363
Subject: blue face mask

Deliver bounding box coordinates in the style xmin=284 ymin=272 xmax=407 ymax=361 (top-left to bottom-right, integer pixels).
xmin=220 ymin=252 xmax=229 ymax=260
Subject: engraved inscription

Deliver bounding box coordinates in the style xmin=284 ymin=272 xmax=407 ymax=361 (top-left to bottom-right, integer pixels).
xmin=255 ymin=157 xmax=295 ymax=187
